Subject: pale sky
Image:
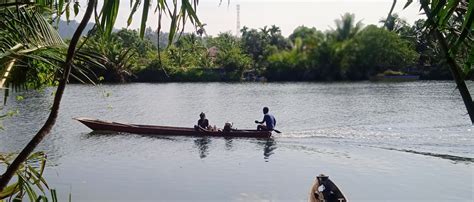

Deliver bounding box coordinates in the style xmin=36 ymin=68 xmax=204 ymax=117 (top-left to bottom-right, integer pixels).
xmin=72 ymin=0 xmax=423 ymax=36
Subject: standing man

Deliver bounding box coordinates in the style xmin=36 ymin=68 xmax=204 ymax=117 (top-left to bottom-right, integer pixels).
xmin=255 ymin=107 xmax=276 ymax=131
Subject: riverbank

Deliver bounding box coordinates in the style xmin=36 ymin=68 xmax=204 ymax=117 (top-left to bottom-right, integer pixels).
xmin=75 ymin=70 xmax=454 ymax=83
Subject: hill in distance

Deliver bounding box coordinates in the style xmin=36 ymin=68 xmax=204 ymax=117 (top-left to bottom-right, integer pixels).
xmin=56 ymin=20 xmax=167 ymax=47
xmin=56 ymin=20 xmax=96 ymax=39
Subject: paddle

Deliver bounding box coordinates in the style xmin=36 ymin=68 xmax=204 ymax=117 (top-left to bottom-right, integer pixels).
xmin=254 ymin=120 xmax=281 ymax=133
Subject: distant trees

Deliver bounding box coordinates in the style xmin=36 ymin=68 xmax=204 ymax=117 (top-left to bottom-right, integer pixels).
xmin=76 ymin=13 xmax=458 ymax=83
xmin=342 ymin=25 xmax=418 ymax=80
xmin=266 ymin=13 xmax=418 ymax=81
xmin=208 ymin=33 xmax=252 ymax=81
xmin=240 ymin=25 xmax=291 ymax=73
xmin=8 ymin=12 xmax=460 ymax=84
xmin=333 ymin=13 xmax=363 ymax=41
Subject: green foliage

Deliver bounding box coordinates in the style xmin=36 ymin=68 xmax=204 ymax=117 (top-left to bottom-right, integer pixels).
xmin=0 ymin=108 xmax=18 ymax=130
xmin=289 ymin=26 xmax=325 ymax=50
xmin=0 ymin=5 xmax=108 ymax=88
xmin=116 ymin=29 xmax=156 ymax=56
xmin=267 ymin=38 xmax=312 ymax=80
xmin=0 ymin=152 xmax=60 ymax=202
xmin=0 ymin=6 xmax=65 ymax=89
xmin=413 ymin=0 xmax=474 ymax=79
xmin=381 ymin=14 xmax=411 ymax=34
xmin=332 ymin=13 xmax=363 ymax=41
xmin=0 ymin=0 xmax=205 ymax=87
xmin=342 ymin=25 xmax=419 ymax=80
xmin=240 ymin=25 xmax=290 ymax=71
xmin=135 ymin=32 xmax=252 ymax=82
xmin=210 ymin=33 xmax=252 ymax=81
xmin=1 ymin=2 xmax=463 ymax=84
xmin=267 ymin=16 xmax=417 ymax=81
xmin=80 ymin=28 xmax=159 ymax=83
xmin=405 ymin=19 xmax=451 ymax=79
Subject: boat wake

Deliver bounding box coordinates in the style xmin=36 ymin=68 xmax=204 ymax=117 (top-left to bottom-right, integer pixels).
xmin=277 ymin=127 xmax=388 ymax=139
xmin=378 ymin=147 xmax=474 ymax=163
xmin=276 ymin=128 xmax=474 ymax=164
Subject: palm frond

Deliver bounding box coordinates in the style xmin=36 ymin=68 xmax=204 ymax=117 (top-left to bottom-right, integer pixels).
xmin=0 ymin=5 xmax=109 ymax=89
xmin=0 ymin=6 xmax=65 ymax=88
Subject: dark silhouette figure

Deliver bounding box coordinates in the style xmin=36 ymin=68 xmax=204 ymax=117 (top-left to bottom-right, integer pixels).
xmin=195 ymin=112 xmax=209 ymax=130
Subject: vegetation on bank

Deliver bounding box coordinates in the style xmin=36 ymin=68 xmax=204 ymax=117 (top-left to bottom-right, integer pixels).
xmin=69 ymin=13 xmax=466 ymax=83
xmin=3 ymin=12 xmax=465 ymax=84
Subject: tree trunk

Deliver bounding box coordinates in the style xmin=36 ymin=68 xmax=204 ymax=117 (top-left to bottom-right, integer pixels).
xmin=421 ymin=3 xmax=474 ymax=124
xmin=434 ymin=30 xmax=474 ymax=123
xmin=0 ymin=0 xmax=97 ymax=192
xmin=384 ymin=0 xmax=397 ymax=30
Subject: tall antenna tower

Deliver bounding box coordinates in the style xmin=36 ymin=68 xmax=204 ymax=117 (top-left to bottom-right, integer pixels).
xmin=236 ymin=4 xmax=240 ymax=37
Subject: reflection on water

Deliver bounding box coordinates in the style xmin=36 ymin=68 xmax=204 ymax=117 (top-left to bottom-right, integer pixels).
xmin=84 ymin=131 xmax=276 ymax=161
xmin=263 ymin=138 xmax=276 ymax=161
xmin=194 ymin=137 xmax=211 ymax=159
xmin=224 ymin=137 xmax=233 ymax=151
xmin=193 ymin=137 xmax=276 ymax=160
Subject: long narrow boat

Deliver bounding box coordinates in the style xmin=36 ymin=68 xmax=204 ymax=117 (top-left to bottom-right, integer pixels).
xmin=74 ymin=117 xmax=272 ymax=138
xmin=309 ymin=174 xmax=347 ymax=202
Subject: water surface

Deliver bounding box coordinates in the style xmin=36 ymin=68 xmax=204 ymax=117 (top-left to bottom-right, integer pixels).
xmin=0 ymin=81 xmax=473 ymax=201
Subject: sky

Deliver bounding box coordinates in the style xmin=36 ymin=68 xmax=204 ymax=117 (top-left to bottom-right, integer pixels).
xmin=71 ymin=0 xmax=423 ymax=37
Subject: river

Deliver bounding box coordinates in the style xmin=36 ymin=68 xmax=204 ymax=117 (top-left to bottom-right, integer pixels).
xmin=0 ymin=81 xmax=473 ymax=201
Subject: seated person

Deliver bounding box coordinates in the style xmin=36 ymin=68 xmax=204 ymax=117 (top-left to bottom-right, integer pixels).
xmin=195 ymin=112 xmax=210 ymax=130
xmin=255 ymin=107 xmax=276 ymax=131
xmin=223 ymin=122 xmax=233 ymax=132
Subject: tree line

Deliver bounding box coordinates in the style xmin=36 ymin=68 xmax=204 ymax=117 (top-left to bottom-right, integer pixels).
xmin=73 ymin=13 xmax=461 ymax=83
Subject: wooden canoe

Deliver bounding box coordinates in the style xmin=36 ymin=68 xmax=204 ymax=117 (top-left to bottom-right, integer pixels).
xmin=74 ymin=117 xmax=272 ymax=138
xmin=309 ymin=174 xmax=347 ymax=202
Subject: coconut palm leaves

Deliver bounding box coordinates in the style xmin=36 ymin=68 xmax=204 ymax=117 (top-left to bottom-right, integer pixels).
xmin=0 ymin=6 xmax=65 ymax=88
xmin=125 ymin=0 xmax=202 ymax=45
xmin=404 ymin=0 xmax=474 ymax=123
xmin=0 ymin=5 xmax=105 ymax=88
xmin=405 ymin=0 xmax=474 ymax=76
xmin=83 ymin=32 xmax=137 ymax=82
xmin=0 ymin=0 xmax=203 ymax=88
xmin=0 ymin=152 xmax=58 ymax=201
xmin=334 ymin=13 xmax=363 ymax=41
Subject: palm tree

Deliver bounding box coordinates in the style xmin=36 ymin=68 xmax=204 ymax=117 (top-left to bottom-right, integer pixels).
xmin=383 ymin=0 xmax=398 ymax=31
xmin=260 ymin=26 xmax=270 ymax=38
xmin=380 ymin=13 xmax=409 ymax=33
xmin=334 ymin=13 xmax=363 ymax=41
xmin=197 ymin=23 xmax=208 ymax=37
xmin=0 ymin=0 xmax=204 ymax=194
xmin=240 ymin=26 xmax=249 ymax=35
xmin=269 ymin=25 xmax=281 ymax=36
